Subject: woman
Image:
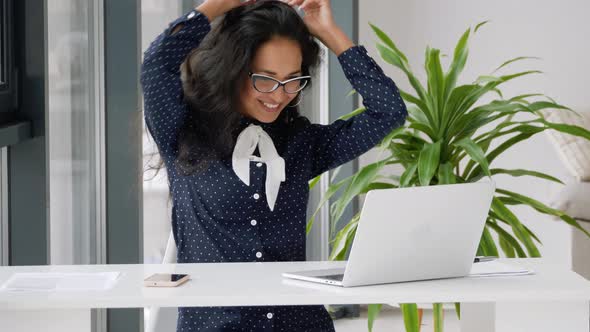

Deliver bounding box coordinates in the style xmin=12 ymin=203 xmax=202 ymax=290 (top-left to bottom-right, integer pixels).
xmin=141 ymin=0 xmax=407 ymax=330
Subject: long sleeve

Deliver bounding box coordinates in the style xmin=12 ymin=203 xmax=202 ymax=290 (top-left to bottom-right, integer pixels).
xmin=307 ymin=45 xmax=408 ymax=180
xmin=140 ymin=9 xmax=211 ymax=160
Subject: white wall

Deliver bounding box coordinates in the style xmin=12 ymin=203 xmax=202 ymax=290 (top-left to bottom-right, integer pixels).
xmin=358 ymin=0 xmax=590 ymax=265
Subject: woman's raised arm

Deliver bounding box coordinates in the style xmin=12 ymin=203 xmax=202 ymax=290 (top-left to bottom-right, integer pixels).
xmin=140 ymin=0 xmax=250 ymax=161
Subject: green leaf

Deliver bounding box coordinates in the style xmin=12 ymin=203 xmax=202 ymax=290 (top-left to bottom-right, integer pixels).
xmin=454 ymin=302 xmax=461 ymax=320
xmin=523 ymin=222 xmax=543 ymax=244
xmin=497 ymin=70 xmax=543 ymax=83
xmin=490 ymin=87 xmax=503 ymax=98
xmin=376 ymin=43 xmax=406 ymax=70
xmin=470 ymin=101 xmax=524 ymax=117
xmin=425 ymin=46 xmax=445 ymax=119
xmin=540 ymin=118 xmax=590 ymax=141
xmin=400 ymin=303 xmax=420 ymax=332
xmin=329 ymin=214 xmax=359 ymax=260
xmin=478 ymin=226 xmax=499 ymax=256
xmin=400 ymin=162 xmax=418 ymax=187
xmin=496 ymin=188 xmax=590 ymax=238
xmin=418 ymin=141 xmax=442 ymax=186
xmin=370 ymin=23 xmax=409 ymax=63
xmin=492 ymin=56 xmax=541 ymax=73
xmin=438 ymin=162 xmax=456 ymax=184
xmin=499 ymin=236 xmax=516 ymax=258
xmin=508 ymin=93 xmax=545 ymax=103
xmin=474 ymin=20 xmax=490 ymax=33
xmin=433 ymin=303 xmax=444 ymax=332
xmin=490 ymin=168 xmax=563 ymax=184
xmin=454 ymin=137 xmax=490 ymax=176
xmin=400 ymin=90 xmax=430 ymax=117
xmin=448 ymin=71 xmax=542 ymax=131
xmin=487 ymin=220 xmax=527 ymax=257
xmin=408 ymin=123 xmax=436 ymax=140
xmin=331 ymin=160 xmax=387 ymax=226
xmin=338 ymin=106 xmax=366 ymax=121
xmin=442 ymin=84 xmax=479 ymax=135
xmin=306 ymin=177 xmax=349 ymax=235
xmin=308 ymin=174 xmax=321 ymax=190
xmin=360 ymin=182 xmax=398 ymax=194
xmin=450 ymin=111 xmax=499 ymax=143
xmin=379 ymin=126 xmax=405 ymax=149
xmin=444 ymin=28 xmax=470 ymax=104
xmin=367 ymin=304 xmax=383 ymax=332
xmin=406 ymin=104 xmax=427 ymax=121
xmin=491 ymin=197 xmax=540 ymax=257
xmin=469 ymin=132 xmax=540 ymax=179
xmin=378 ymin=44 xmax=432 ymax=114
xmin=399 ymin=94 xmax=436 ymax=128
xmin=525 ymin=100 xmax=576 ymax=116
xmin=474 ymin=75 xmax=503 ymax=84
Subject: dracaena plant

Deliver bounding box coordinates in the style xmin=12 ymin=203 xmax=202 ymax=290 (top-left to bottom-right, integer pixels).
xmin=307 ymin=21 xmax=590 ymax=332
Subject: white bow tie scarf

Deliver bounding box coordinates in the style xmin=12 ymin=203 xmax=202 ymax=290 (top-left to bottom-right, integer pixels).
xmin=232 ymin=124 xmax=285 ymax=211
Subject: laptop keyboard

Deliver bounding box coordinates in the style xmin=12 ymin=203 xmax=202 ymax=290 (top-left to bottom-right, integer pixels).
xmin=318 ymin=274 xmax=345 ymax=281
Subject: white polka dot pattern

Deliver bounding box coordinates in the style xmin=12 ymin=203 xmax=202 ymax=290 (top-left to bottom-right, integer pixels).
xmin=140 ymin=9 xmax=408 ymax=332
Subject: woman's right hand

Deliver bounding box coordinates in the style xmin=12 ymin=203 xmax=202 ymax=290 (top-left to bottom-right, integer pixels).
xmin=197 ymin=0 xmax=255 ymax=22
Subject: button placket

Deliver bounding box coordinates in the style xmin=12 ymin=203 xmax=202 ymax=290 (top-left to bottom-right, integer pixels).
xmin=248 ymin=161 xmax=264 ymax=262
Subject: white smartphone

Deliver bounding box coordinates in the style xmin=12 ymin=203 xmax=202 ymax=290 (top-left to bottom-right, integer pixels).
xmin=143 ymin=273 xmax=190 ymax=287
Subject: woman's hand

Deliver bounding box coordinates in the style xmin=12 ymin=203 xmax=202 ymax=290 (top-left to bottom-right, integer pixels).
xmin=197 ymin=0 xmax=255 ymax=22
xmin=285 ymin=0 xmax=335 ymax=37
xmin=286 ymin=0 xmax=354 ymax=56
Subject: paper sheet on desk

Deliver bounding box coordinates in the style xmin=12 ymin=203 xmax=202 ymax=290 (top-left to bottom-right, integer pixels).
xmin=469 ymin=261 xmax=534 ymax=277
xmin=0 ymin=272 xmax=121 ymax=292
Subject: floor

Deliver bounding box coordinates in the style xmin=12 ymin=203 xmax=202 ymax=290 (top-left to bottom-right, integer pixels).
xmin=333 ymin=305 xmax=460 ymax=332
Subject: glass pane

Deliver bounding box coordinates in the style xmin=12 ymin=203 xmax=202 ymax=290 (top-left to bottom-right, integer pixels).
xmin=0 ymin=0 xmax=5 ymax=85
xmin=47 ymin=0 xmax=97 ymax=265
xmin=141 ymin=0 xmax=183 ymax=266
xmin=0 ymin=147 xmax=7 ymax=266
xmin=142 ymin=1 xmax=185 ymax=330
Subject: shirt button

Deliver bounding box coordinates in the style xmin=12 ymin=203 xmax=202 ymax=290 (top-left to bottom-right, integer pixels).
xmin=253 ymin=193 xmax=260 ymax=200
xmin=266 ymin=312 xmax=273 ymax=319
xmin=250 ymin=219 xmax=257 ymax=226
xmin=187 ymin=11 xmax=195 ymax=19
xmin=256 ymin=162 xmax=263 ymax=167
xmin=256 ymin=252 xmax=262 ymax=258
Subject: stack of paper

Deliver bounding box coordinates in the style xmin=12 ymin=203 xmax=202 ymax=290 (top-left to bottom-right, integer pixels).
xmin=469 ymin=261 xmax=534 ymax=277
xmin=0 ymin=272 xmax=121 ymax=292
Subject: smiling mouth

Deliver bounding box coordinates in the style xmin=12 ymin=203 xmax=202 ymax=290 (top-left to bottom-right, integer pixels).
xmin=259 ymin=100 xmax=281 ymax=113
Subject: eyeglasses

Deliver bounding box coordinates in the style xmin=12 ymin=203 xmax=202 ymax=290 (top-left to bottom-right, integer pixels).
xmin=248 ymin=72 xmax=311 ymax=94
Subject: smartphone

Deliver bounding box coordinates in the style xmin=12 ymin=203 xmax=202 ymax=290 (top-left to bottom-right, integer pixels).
xmin=143 ymin=273 xmax=190 ymax=287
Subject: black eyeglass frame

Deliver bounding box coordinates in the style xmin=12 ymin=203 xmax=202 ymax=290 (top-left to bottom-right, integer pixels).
xmin=248 ymin=71 xmax=312 ymax=94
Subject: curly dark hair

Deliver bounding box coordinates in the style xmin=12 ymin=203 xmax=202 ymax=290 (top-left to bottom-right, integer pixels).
xmin=171 ymin=0 xmax=322 ymax=175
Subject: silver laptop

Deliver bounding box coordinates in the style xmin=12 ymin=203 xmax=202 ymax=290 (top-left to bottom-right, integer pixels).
xmin=282 ymin=179 xmax=496 ymax=287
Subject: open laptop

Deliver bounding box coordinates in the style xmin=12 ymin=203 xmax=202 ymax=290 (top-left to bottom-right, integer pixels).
xmin=282 ymin=179 xmax=496 ymax=287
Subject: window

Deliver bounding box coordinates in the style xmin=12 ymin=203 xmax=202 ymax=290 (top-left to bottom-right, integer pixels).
xmin=0 ymin=0 xmax=15 ymax=114
xmin=47 ymin=0 xmax=101 ymax=265
xmin=0 ymin=147 xmax=7 ymax=266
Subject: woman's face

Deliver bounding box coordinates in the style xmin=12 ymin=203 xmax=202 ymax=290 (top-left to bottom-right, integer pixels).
xmin=238 ymin=36 xmax=303 ymax=123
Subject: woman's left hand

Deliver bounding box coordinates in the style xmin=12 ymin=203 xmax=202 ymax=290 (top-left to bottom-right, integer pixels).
xmin=285 ymin=0 xmax=354 ymax=55
xmin=285 ymin=0 xmax=336 ymax=38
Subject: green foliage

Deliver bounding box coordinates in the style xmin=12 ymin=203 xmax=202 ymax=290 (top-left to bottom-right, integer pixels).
xmin=308 ymin=20 xmax=590 ymax=332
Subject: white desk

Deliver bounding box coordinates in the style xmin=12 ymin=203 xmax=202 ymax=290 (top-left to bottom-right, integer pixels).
xmin=0 ymin=259 xmax=589 ymax=332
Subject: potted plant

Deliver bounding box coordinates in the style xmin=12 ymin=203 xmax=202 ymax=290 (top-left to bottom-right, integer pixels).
xmin=307 ymin=21 xmax=590 ymax=332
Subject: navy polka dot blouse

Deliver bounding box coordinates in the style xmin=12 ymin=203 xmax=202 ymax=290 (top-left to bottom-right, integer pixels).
xmin=141 ymin=8 xmax=407 ymax=332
